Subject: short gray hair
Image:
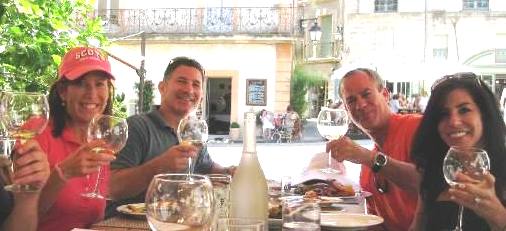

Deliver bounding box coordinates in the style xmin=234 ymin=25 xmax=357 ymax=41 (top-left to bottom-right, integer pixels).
xmin=338 ymin=68 xmax=385 ymax=98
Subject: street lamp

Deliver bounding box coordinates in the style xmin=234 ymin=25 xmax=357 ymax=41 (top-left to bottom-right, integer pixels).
xmin=299 ymin=18 xmax=322 ymax=59
xmin=308 ymin=22 xmax=322 ymax=42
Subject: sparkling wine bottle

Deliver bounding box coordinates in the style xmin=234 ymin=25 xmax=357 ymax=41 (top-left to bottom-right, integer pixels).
xmin=230 ymin=112 xmax=269 ymax=230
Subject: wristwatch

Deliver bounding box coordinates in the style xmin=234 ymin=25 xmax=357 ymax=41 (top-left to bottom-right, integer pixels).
xmin=372 ymin=152 xmax=388 ymax=173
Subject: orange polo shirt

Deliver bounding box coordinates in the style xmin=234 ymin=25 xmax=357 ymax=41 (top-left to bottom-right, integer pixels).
xmin=360 ymin=114 xmax=421 ymax=231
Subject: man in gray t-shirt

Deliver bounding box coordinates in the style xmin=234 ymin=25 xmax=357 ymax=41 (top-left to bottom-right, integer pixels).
xmin=107 ymin=57 xmax=234 ymax=215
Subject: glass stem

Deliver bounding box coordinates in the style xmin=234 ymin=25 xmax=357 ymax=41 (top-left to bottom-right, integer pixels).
xmin=455 ymin=205 xmax=464 ymax=231
xmin=91 ymin=166 xmax=103 ymax=195
xmin=187 ymin=157 xmax=193 ymax=174
xmin=328 ymin=152 xmax=332 ymax=169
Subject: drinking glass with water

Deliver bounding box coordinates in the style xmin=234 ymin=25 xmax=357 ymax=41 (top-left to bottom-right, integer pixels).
xmin=282 ymin=198 xmax=321 ymax=231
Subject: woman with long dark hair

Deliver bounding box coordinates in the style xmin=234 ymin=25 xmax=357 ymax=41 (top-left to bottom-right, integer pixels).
xmin=411 ymin=73 xmax=506 ymax=230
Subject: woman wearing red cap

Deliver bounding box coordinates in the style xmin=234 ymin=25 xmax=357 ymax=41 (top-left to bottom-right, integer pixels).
xmin=34 ymin=47 xmax=117 ymax=230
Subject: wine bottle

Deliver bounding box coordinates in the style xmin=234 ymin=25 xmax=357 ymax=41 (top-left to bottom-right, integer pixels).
xmin=230 ymin=112 xmax=269 ymax=230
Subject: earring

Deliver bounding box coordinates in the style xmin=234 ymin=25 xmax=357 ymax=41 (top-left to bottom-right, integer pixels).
xmin=61 ymin=101 xmax=66 ymax=107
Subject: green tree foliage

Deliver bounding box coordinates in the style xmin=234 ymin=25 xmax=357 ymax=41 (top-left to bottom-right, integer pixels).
xmin=0 ymin=0 xmax=107 ymax=92
xmin=113 ymin=92 xmax=127 ymax=118
xmin=290 ymin=65 xmax=326 ymax=117
xmin=135 ymin=80 xmax=155 ymax=113
xmin=0 ymin=0 xmax=127 ymax=117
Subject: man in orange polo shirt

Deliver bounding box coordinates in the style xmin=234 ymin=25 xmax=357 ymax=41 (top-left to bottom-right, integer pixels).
xmin=326 ymin=68 xmax=421 ymax=231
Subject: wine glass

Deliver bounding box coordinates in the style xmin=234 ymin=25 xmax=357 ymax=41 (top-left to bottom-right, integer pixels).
xmin=145 ymin=173 xmax=214 ymax=231
xmin=442 ymin=146 xmax=490 ymax=231
xmin=177 ymin=115 xmax=208 ymax=174
xmin=1 ymin=92 xmax=49 ymax=192
xmin=81 ymin=115 xmax=128 ymax=199
xmin=316 ymin=107 xmax=349 ymax=174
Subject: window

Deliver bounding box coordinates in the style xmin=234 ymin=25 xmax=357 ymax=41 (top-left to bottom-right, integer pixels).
xmin=463 ymin=0 xmax=489 ymax=10
xmin=375 ymin=0 xmax=398 ymax=13
xmin=432 ymin=35 xmax=448 ymax=60
xmin=496 ymin=34 xmax=506 ymax=63
xmin=433 ymin=48 xmax=448 ymax=60
xmin=496 ymin=49 xmax=506 ymax=63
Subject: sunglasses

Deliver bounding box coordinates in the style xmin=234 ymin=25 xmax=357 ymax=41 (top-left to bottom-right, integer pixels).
xmin=374 ymin=174 xmax=389 ymax=194
xmin=431 ymin=72 xmax=480 ymax=91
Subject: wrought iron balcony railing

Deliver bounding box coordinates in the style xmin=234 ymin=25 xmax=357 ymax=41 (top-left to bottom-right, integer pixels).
xmin=95 ymin=7 xmax=299 ymax=37
xmin=303 ymin=41 xmax=341 ymax=60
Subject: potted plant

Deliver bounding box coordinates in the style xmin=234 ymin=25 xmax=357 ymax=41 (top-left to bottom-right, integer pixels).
xmin=229 ymin=122 xmax=241 ymax=141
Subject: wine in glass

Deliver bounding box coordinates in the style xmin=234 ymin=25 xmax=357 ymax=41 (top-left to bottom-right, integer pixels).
xmin=177 ymin=115 xmax=208 ymax=174
xmin=316 ymin=107 xmax=349 ymax=174
xmin=145 ymin=173 xmax=214 ymax=231
xmin=442 ymin=146 xmax=490 ymax=231
xmin=1 ymin=92 xmax=49 ymax=192
xmin=81 ymin=115 xmax=128 ymax=199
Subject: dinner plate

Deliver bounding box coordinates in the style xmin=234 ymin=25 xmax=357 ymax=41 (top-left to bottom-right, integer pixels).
xmin=319 ymin=196 xmax=344 ymax=204
xmin=336 ymin=191 xmax=372 ymax=200
xmin=280 ymin=195 xmax=343 ymax=204
xmin=320 ymin=213 xmax=383 ymax=230
xmin=116 ymin=203 xmax=146 ymax=218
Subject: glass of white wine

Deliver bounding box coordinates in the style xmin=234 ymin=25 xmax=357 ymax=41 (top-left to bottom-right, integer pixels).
xmin=316 ymin=107 xmax=349 ymax=174
xmin=145 ymin=173 xmax=214 ymax=231
xmin=177 ymin=115 xmax=208 ymax=174
xmin=442 ymin=146 xmax=490 ymax=231
xmin=1 ymin=92 xmax=49 ymax=192
xmin=81 ymin=115 xmax=128 ymax=199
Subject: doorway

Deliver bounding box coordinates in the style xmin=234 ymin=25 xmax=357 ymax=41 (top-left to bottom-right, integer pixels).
xmin=206 ymin=78 xmax=232 ymax=134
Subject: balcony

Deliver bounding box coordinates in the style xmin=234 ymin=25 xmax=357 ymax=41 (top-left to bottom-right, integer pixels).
xmin=302 ymin=41 xmax=341 ymax=61
xmin=95 ymin=7 xmax=299 ymax=37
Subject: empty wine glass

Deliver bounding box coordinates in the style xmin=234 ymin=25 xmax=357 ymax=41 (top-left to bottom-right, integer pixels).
xmin=442 ymin=146 xmax=490 ymax=231
xmin=81 ymin=115 xmax=128 ymax=199
xmin=1 ymin=92 xmax=49 ymax=192
xmin=177 ymin=115 xmax=208 ymax=174
xmin=316 ymin=107 xmax=349 ymax=174
xmin=145 ymin=173 xmax=214 ymax=231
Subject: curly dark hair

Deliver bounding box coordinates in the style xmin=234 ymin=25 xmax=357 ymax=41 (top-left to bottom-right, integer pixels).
xmin=48 ymin=72 xmax=114 ymax=137
xmin=411 ymin=72 xmax=506 ymax=211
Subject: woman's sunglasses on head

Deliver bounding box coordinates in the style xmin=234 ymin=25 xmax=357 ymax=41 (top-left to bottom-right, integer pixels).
xmin=431 ymin=72 xmax=481 ymax=91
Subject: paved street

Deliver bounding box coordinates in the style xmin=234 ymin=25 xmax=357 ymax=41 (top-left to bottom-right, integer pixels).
xmin=208 ymin=139 xmax=374 ymax=186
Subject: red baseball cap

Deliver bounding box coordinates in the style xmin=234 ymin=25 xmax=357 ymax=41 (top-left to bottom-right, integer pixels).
xmin=58 ymin=47 xmax=115 ymax=80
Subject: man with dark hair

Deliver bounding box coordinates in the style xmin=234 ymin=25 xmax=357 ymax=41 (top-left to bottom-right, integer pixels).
xmin=326 ymin=68 xmax=421 ymax=231
xmin=107 ymin=57 xmax=234 ymax=214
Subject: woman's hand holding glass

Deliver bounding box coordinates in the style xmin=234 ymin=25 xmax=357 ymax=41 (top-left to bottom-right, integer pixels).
xmin=57 ymin=141 xmax=117 ymax=179
xmin=7 ymin=139 xmax=50 ymax=190
xmin=443 ymin=146 xmax=490 ymax=231
xmin=448 ymin=172 xmax=506 ymax=229
xmin=1 ymin=92 xmax=49 ymax=192
xmin=81 ymin=115 xmax=128 ymax=199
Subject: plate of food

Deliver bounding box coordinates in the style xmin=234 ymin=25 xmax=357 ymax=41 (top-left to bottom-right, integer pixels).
xmin=294 ymin=179 xmax=356 ymax=198
xmin=320 ymin=213 xmax=383 ymax=230
xmin=116 ymin=203 xmax=146 ymax=218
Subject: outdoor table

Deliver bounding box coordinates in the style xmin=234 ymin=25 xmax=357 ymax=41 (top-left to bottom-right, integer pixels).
xmin=90 ymin=201 xmax=383 ymax=231
xmin=90 ymin=216 xmax=149 ymax=230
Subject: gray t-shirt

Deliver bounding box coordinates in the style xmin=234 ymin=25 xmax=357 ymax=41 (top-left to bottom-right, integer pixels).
xmin=106 ymin=110 xmax=213 ymax=216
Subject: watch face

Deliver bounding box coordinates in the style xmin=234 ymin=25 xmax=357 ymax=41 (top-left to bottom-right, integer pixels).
xmin=376 ymin=153 xmax=387 ymax=166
